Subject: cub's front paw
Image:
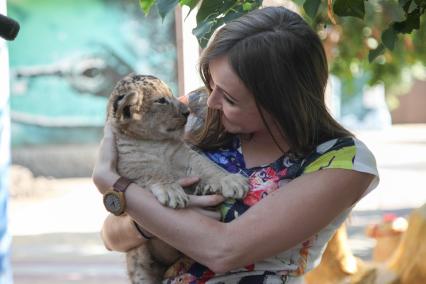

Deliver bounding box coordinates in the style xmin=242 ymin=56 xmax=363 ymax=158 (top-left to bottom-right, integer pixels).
xmin=150 ymin=183 xmax=189 ymax=209
xmin=219 ymin=174 xmax=249 ymax=199
xmin=194 ymin=182 xmax=221 ymax=196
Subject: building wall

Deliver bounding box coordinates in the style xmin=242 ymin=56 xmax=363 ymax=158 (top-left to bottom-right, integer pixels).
xmin=8 ymin=0 xmax=178 ymax=147
xmin=391 ymin=79 xmax=426 ymax=124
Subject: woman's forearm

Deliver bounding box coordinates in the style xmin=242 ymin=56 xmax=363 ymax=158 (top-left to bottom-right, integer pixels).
xmin=124 ymin=184 xmax=232 ymax=272
xmin=122 ymin=169 xmax=374 ymax=274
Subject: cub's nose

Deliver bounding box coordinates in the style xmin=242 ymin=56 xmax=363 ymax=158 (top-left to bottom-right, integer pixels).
xmin=178 ymin=103 xmax=190 ymax=118
xmin=182 ymin=110 xmax=190 ymax=119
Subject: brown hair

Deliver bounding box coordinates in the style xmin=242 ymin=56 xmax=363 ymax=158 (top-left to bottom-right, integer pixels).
xmin=193 ymin=6 xmax=352 ymax=157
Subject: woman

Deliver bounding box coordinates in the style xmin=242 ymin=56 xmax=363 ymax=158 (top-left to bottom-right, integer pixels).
xmin=93 ymin=6 xmax=379 ymax=283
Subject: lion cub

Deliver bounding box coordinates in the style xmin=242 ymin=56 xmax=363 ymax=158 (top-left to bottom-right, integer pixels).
xmin=107 ymin=74 xmax=248 ymax=284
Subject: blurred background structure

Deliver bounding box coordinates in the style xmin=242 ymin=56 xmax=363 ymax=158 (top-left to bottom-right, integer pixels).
xmin=1 ymin=0 xmax=12 ymax=282
xmin=8 ymin=0 xmax=177 ymax=149
xmin=1 ymin=0 xmax=426 ymax=283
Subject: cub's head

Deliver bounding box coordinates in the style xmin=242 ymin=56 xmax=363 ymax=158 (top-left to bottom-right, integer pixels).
xmin=107 ymin=74 xmax=189 ymax=140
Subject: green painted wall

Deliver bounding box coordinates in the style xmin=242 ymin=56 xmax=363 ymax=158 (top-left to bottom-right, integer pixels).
xmin=8 ymin=0 xmax=177 ymax=146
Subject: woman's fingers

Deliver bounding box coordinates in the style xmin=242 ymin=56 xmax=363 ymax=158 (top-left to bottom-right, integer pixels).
xmin=99 ymin=125 xmax=118 ymax=170
xmin=188 ymin=194 xmax=224 ymax=220
xmin=92 ymin=123 xmax=120 ymax=193
xmin=103 ymin=121 xmax=115 ymax=138
xmin=188 ymin=194 xmax=225 ymax=207
xmin=177 ymin=178 xmax=224 ymax=219
xmin=178 ymin=176 xmax=200 ymax=188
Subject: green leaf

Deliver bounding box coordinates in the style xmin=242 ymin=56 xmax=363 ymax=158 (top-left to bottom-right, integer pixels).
xmin=193 ymin=17 xmax=215 ymax=39
xmin=333 ymin=0 xmax=365 ymax=19
xmin=196 ymin=0 xmax=235 ymax=23
xmin=192 ymin=1 xmax=262 ymax=47
xmin=407 ymin=0 xmax=418 ymax=13
xmin=368 ymin=43 xmax=385 ymax=63
xmin=303 ymin=0 xmax=321 ymax=19
xmin=243 ymin=2 xmax=253 ymax=11
xmin=222 ymin=1 xmax=260 ymax=24
xmin=139 ymin=0 xmax=156 ymax=15
xmin=399 ymin=0 xmax=411 ymax=8
xmin=193 ymin=16 xmax=224 ymax=47
xmin=400 ymin=0 xmax=413 ymax=12
xmin=381 ymin=27 xmax=397 ymax=50
xmin=179 ymin=0 xmax=201 ymax=19
xmin=179 ymin=0 xmax=198 ymax=8
xmin=222 ymin=8 xmax=245 ymax=22
xmin=393 ymin=10 xmax=421 ymax=33
xmin=157 ymin=0 xmax=179 ymax=19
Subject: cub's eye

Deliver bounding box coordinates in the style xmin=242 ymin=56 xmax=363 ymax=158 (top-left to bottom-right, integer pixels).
xmin=155 ymin=97 xmax=168 ymax=104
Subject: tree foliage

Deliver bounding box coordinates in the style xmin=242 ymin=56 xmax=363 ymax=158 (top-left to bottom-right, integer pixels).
xmin=139 ymin=0 xmax=426 ymax=98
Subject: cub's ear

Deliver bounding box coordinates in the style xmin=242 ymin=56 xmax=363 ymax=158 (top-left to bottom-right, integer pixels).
xmin=110 ymin=91 xmax=144 ymax=122
xmin=112 ymin=94 xmax=125 ymax=116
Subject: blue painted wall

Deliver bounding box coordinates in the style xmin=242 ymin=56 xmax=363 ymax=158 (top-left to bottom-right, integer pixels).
xmin=8 ymin=0 xmax=177 ymax=146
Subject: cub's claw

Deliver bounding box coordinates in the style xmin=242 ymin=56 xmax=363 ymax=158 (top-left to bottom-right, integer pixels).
xmin=150 ymin=183 xmax=189 ymax=208
xmin=194 ymin=182 xmax=221 ymax=195
xmin=219 ymin=174 xmax=249 ymax=199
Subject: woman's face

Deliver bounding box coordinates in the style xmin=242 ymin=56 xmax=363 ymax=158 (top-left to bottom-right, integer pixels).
xmin=207 ymin=56 xmax=268 ymax=135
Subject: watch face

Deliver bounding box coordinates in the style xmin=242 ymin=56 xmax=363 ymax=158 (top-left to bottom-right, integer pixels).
xmin=104 ymin=192 xmax=122 ymax=214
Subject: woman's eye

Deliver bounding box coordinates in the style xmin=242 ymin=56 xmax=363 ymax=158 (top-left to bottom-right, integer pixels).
xmin=155 ymin=97 xmax=168 ymax=104
xmin=224 ymin=96 xmax=235 ymax=105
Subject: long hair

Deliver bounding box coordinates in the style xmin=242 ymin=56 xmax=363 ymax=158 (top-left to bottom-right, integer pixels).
xmin=193 ymin=6 xmax=352 ymax=157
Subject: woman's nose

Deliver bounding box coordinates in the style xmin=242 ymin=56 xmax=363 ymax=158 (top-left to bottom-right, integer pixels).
xmin=207 ymin=90 xmax=221 ymax=110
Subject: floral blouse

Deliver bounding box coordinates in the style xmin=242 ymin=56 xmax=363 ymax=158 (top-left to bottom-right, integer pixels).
xmin=162 ymin=136 xmax=379 ymax=284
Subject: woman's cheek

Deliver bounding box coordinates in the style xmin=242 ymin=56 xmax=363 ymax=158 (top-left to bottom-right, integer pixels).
xmin=223 ymin=106 xmax=239 ymax=120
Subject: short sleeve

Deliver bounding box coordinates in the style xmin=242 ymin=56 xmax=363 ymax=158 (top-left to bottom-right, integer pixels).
xmin=301 ymin=137 xmax=380 ymax=197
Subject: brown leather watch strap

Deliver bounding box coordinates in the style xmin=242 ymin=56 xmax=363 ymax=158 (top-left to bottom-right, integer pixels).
xmin=113 ymin=176 xmax=133 ymax=193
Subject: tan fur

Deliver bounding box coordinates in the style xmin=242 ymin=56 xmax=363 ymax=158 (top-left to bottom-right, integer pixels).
xmin=107 ymin=74 xmax=249 ymax=284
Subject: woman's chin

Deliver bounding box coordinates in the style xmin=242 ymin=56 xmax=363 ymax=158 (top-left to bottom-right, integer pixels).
xmin=223 ymin=125 xmax=244 ymax=134
xmin=221 ymin=116 xmax=244 ymax=133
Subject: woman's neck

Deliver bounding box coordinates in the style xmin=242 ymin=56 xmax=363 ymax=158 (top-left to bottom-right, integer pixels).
xmin=240 ymin=130 xmax=289 ymax=169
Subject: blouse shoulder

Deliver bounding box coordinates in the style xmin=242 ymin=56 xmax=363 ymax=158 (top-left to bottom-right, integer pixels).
xmin=301 ymin=137 xmax=375 ymax=173
xmin=301 ymin=137 xmax=380 ymax=195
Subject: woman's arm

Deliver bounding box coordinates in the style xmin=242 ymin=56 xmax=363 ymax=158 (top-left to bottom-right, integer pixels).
xmin=93 ymin=130 xmax=374 ymax=273
xmin=100 ymin=177 xmax=224 ymax=252
xmin=101 ymin=214 xmax=150 ymax=252
xmin=122 ymin=169 xmax=373 ymax=273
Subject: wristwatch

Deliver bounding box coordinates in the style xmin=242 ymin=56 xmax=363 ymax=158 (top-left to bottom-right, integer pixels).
xmin=103 ymin=176 xmax=133 ymax=216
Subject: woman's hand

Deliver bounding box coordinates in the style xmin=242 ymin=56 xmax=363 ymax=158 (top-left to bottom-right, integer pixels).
xmin=179 ymin=176 xmax=225 ymax=221
xmin=101 ymin=214 xmax=146 ymax=252
xmin=92 ymin=122 xmax=120 ymax=194
xmin=100 ymin=176 xmax=225 ymax=252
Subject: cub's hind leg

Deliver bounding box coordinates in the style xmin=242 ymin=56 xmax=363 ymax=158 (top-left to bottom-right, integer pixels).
xmin=126 ymin=245 xmax=165 ymax=284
